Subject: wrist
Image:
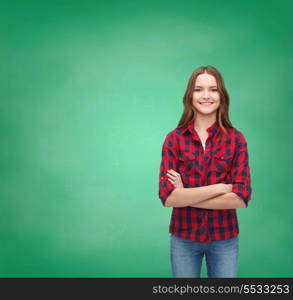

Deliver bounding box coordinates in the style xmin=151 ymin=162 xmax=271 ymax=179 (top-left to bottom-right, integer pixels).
xmin=223 ymin=183 xmax=232 ymax=193
xmin=218 ymin=183 xmax=230 ymax=194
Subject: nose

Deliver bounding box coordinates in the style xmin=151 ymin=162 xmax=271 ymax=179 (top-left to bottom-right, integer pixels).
xmin=203 ymin=89 xmax=210 ymax=99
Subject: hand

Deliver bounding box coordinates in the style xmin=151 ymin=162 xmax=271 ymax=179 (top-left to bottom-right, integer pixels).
xmin=167 ymin=169 xmax=184 ymax=188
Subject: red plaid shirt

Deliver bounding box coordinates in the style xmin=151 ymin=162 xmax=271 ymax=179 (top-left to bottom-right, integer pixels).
xmin=158 ymin=120 xmax=252 ymax=242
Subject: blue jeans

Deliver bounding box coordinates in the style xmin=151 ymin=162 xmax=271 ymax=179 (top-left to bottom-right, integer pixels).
xmin=170 ymin=234 xmax=239 ymax=278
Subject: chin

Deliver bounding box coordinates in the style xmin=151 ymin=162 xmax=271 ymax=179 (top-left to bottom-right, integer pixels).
xmin=195 ymin=109 xmax=218 ymax=116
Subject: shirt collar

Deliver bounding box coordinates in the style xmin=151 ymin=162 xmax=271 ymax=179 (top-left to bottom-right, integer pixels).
xmin=181 ymin=119 xmax=220 ymax=137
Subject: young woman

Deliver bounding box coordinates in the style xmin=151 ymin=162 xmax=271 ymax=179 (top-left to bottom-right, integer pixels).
xmin=158 ymin=65 xmax=252 ymax=278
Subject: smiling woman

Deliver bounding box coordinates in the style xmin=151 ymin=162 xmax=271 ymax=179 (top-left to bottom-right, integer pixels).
xmin=158 ymin=65 xmax=252 ymax=278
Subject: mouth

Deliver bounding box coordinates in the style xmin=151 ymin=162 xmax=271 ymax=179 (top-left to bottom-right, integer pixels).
xmin=199 ymin=102 xmax=214 ymax=106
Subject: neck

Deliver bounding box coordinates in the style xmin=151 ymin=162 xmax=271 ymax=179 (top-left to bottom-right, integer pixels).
xmin=194 ymin=114 xmax=217 ymax=132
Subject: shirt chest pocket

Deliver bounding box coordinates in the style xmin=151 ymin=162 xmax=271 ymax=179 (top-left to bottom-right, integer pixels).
xmin=213 ymin=152 xmax=233 ymax=172
xmin=178 ymin=151 xmax=197 ymax=171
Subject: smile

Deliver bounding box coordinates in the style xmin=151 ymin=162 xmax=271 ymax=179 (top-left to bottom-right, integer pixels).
xmin=199 ymin=102 xmax=214 ymax=105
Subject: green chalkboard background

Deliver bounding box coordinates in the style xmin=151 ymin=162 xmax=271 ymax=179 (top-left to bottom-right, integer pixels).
xmin=1 ymin=0 xmax=292 ymax=277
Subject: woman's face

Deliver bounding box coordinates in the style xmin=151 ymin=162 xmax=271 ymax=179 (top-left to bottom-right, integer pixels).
xmin=192 ymin=73 xmax=220 ymax=117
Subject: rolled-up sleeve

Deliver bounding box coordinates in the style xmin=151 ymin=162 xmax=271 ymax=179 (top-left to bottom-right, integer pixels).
xmin=158 ymin=132 xmax=178 ymax=206
xmin=231 ymin=132 xmax=252 ymax=207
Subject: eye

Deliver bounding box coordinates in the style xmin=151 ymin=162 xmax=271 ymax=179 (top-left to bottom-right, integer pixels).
xmin=211 ymin=89 xmax=218 ymax=92
xmin=194 ymin=89 xmax=201 ymax=91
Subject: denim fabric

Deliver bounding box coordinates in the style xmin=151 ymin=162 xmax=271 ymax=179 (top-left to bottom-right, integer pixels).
xmin=170 ymin=234 xmax=239 ymax=278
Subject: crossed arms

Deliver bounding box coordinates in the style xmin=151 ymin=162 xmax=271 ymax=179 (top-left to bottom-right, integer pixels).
xmin=165 ymin=184 xmax=246 ymax=209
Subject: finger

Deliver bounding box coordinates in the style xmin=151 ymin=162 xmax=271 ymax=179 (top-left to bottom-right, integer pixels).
xmin=168 ymin=169 xmax=178 ymax=175
xmin=166 ymin=172 xmax=176 ymax=179
xmin=170 ymin=172 xmax=180 ymax=179
xmin=168 ymin=178 xmax=175 ymax=183
xmin=167 ymin=175 xmax=176 ymax=182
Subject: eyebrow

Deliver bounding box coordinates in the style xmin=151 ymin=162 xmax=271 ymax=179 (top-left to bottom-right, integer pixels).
xmin=195 ymin=86 xmax=218 ymax=88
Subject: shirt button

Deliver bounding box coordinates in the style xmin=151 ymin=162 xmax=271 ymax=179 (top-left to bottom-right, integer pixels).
xmin=204 ymin=155 xmax=209 ymax=161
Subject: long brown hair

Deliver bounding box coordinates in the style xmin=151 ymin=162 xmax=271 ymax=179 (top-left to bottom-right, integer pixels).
xmin=177 ymin=65 xmax=233 ymax=134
